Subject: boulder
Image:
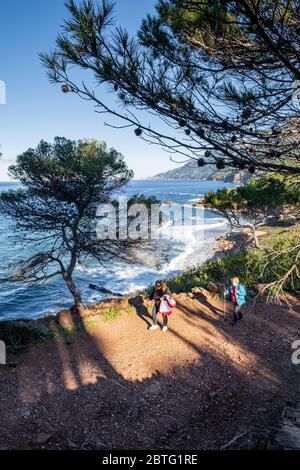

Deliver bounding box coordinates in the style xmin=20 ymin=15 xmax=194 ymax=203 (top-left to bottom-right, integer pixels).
xmin=56 ymin=309 xmax=75 ymax=330
xmin=268 ymin=403 xmax=300 ymax=449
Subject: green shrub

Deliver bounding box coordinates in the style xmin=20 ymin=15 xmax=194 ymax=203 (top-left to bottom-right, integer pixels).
xmin=102 ymin=307 xmax=135 ymax=322
xmin=0 ymin=320 xmax=50 ymax=352
xmin=162 ymin=250 xmax=255 ymax=292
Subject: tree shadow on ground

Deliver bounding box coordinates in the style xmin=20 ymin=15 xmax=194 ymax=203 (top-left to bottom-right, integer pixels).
xmin=0 ymin=293 xmax=299 ymax=451
xmin=129 ymin=296 xmax=152 ymax=328
xmin=174 ymin=293 xmax=300 ymax=390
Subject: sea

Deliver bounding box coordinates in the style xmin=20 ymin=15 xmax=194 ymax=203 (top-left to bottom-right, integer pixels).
xmin=0 ymin=180 xmax=235 ymax=320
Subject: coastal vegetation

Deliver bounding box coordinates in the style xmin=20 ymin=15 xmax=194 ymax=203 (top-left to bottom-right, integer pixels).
xmin=204 ymin=174 xmax=300 ymax=248
xmin=164 ymin=225 xmax=300 ymax=300
xmin=0 ymin=319 xmax=50 ymax=352
xmin=163 ymin=173 xmax=300 ymax=303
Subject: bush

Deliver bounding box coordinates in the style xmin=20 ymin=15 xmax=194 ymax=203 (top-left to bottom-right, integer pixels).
xmin=165 ymin=250 xmax=262 ymax=292
xmin=259 ymin=228 xmax=300 ymax=294
xmin=0 ymin=320 xmax=50 ymax=352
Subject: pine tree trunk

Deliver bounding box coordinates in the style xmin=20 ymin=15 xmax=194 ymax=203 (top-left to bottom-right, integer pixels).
xmin=252 ymin=227 xmax=260 ymax=249
xmin=64 ymin=273 xmax=85 ymax=315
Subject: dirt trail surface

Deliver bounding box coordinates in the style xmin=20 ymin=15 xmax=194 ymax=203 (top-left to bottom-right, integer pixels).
xmin=1 ymin=290 xmax=300 ymax=450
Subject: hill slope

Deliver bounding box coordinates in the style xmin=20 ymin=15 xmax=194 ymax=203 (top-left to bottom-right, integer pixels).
xmin=150 ymin=161 xmax=251 ymax=183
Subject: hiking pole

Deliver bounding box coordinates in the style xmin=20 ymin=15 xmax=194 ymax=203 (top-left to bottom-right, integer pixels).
xmin=223 ymin=291 xmax=226 ymax=320
xmin=223 ymin=277 xmax=228 ymax=321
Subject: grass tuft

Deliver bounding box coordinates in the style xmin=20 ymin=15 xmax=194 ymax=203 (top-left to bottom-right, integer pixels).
xmin=102 ymin=306 xmax=136 ymax=322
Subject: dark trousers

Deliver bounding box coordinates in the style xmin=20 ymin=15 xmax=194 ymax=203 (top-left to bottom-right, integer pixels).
xmin=152 ymin=305 xmax=168 ymax=326
xmin=233 ymin=303 xmax=243 ymax=321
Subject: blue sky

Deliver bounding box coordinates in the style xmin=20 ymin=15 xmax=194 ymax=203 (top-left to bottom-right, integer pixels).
xmin=0 ymin=0 xmax=178 ymax=181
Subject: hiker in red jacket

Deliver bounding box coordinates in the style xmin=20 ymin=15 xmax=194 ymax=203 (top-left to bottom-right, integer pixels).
xmin=149 ymin=280 xmax=176 ymax=332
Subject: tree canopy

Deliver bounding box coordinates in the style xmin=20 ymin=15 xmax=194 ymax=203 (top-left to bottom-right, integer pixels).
xmin=41 ymin=0 xmax=300 ymax=175
xmin=204 ymin=174 xmax=300 ymax=246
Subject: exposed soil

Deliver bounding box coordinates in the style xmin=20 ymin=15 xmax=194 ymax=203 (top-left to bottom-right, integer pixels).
xmin=0 ymin=289 xmax=299 ymax=450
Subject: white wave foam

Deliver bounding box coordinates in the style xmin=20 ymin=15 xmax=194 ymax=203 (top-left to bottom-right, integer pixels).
xmin=188 ymin=198 xmax=202 ymax=202
xmin=77 ymin=216 xmax=228 ymax=298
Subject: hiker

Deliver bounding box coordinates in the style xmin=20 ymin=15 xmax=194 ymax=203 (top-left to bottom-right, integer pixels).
xmin=149 ymin=280 xmax=175 ymax=332
xmin=224 ymin=277 xmax=247 ymax=326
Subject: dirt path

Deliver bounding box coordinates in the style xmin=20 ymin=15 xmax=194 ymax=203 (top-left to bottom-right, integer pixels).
xmin=0 ymin=290 xmax=299 ymax=450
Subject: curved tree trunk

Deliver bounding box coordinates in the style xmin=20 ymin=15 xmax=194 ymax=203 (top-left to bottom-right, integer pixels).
xmin=252 ymin=226 xmax=260 ymax=249
xmin=64 ymin=273 xmax=85 ymax=315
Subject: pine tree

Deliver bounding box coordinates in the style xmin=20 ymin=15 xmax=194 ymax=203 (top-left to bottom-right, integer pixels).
xmin=0 ymin=138 xmax=149 ymax=313
xmin=41 ymin=0 xmax=300 ymax=174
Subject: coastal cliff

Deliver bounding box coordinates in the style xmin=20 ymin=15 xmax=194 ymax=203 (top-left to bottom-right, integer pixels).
xmin=150 ymin=161 xmax=257 ymax=183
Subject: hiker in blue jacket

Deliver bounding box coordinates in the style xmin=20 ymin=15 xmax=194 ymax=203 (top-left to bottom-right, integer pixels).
xmin=224 ymin=277 xmax=247 ymax=326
